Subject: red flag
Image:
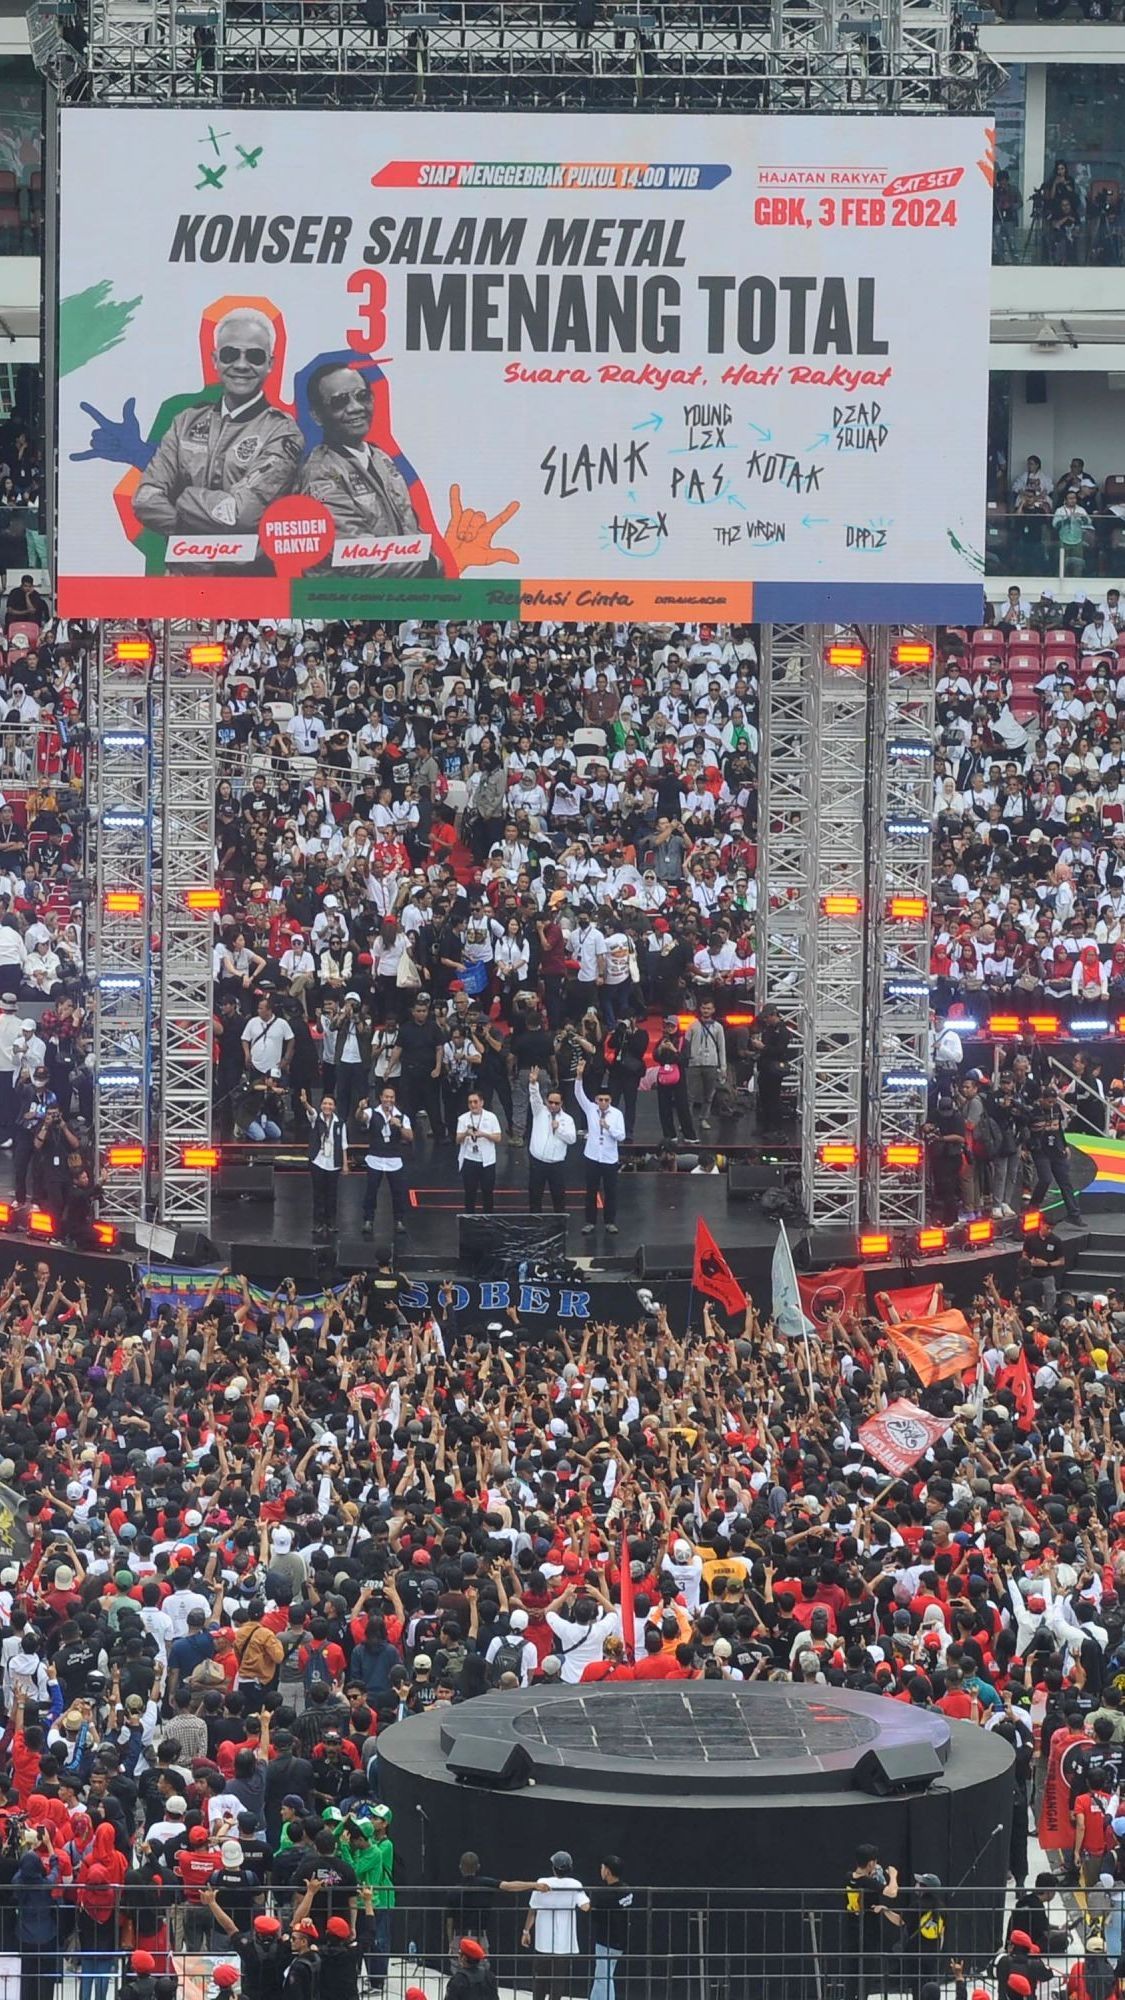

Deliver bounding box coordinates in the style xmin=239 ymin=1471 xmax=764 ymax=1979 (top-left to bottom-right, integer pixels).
xmin=874 ymin=1282 xmax=944 ymax=1323
xmin=692 ymin=1219 xmax=747 ymax=1317
xmin=619 ymin=1526 xmax=636 ymax=1663
xmin=798 ymin=1265 xmax=867 ymax=1329
xmin=998 ymin=1348 xmax=1036 ymax=1433
xmin=857 ymin=1399 xmax=952 ymax=1478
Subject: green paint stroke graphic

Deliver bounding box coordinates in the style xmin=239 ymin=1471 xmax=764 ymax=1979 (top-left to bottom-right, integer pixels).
xmin=947 ymin=528 xmax=986 ymax=575
xmin=59 ymin=281 xmax=142 ymax=377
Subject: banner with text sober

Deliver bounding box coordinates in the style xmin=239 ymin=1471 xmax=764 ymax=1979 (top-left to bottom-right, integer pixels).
xmin=56 ymin=110 xmax=992 ymax=624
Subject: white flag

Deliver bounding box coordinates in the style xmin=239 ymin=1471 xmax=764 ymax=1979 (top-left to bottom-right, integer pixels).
xmin=771 ymin=1221 xmax=815 ymax=1340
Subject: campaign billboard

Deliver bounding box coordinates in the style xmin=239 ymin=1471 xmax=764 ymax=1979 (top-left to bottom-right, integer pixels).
xmin=56 ymin=109 xmax=992 ymax=624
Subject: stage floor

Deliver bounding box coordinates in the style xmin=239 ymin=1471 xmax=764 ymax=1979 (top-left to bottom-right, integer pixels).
xmin=212 ymin=1144 xmax=783 ymax=1270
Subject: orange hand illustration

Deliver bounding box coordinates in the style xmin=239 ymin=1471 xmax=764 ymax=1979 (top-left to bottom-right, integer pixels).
xmin=444 ymin=485 xmax=520 ymax=572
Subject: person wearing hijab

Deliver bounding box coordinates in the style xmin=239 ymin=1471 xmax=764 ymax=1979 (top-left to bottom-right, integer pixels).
xmin=76 ymin=1821 xmax=127 ymax=2000
xmin=16 ymin=1843 xmax=63 ymax=2000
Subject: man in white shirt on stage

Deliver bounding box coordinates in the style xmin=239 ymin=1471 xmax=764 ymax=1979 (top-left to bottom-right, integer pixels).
xmin=456 ymin=1088 xmax=504 ymax=1213
xmin=574 ymin=1059 xmax=625 ymax=1238
xmin=527 ymin=1067 xmax=576 ymax=1215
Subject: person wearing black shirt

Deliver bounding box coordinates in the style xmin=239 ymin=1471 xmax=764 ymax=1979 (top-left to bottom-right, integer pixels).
xmin=750 ymin=1004 xmax=792 ymax=1134
xmin=233 ymin=1917 xmax=289 ymax=2000
xmin=843 ymin=1848 xmax=901 ymax=2000
xmin=444 ymin=1854 xmax=501 ymax=1956
xmin=586 ymin=1858 xmax=633 ymax=2000
xmin=1022 ymin=1224 xmax=1067 ymax=1315
xmin=396 ymin=998 xmax=445 ymax=1140
xmin=292 ymin=1831 xmax=358 ymax=1935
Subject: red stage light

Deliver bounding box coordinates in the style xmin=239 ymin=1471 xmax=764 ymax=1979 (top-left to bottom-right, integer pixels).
xmin=93 ymin=1221 xmax=118 ymax=1248
xmin=988 ymin=1014 xmax=1020 ymax=1036
xmin=825 ymin=642 xmax=867 ymax=669
xmin=182 ymin=1145 xmax=219 ymax=1170
xmin=819 ymin=1142 xmax=859 ymax=1168
xmin=821 ymin=893 xmax=862 ymax=917
xmin=917 ymin=1225 xmax=947 ymax=1253
xmin=111 ymin=636 xmax=155 ymax=667
xmin=187 ymin=642 xmax=228 ymax=669
xmin=858 ymin=1231 xmax=891 ymax=1257
xmin=887 ymin=895 xmax=927 ymax=921
xmin=1028 ymin=1015 xmax=1059 ymax=1037
xmin=967 ymin=1218 xmax=994 ymax=1246
xmin=107 ymin=1144 xmax=145 ymax=1168
xmin=184 ymin=888 xmax=221 ymax=912
xmin=104 ymin=890 xmax=143 ymax=915
xmin=891 ymin=640 xmax=935 ymax=668
xmin=883 ymin=1141 xmax=923 ymax=1168
xmin=1021 ymin=1210 xmax=1042 ymax=1234
xmin=28 ymin=1210 xmax=55 ymax=1236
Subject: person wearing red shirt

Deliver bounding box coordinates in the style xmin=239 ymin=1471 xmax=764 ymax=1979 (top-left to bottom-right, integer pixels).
xmin=580 ymin=1638 xmax=634 ymax=1683
xmin=935 ymin=1668 xmax=980 ymax=1721
xmin=175 ymin=1826 xmax=223 ymax=1950
xmin=632 ymin=1632 xmax=685 ymax=1679
xmin=10 ymin=1689 xmax=45 ymax=1807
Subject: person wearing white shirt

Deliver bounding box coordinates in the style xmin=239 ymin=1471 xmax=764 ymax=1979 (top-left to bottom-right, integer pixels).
xmin=573 ymin=911 xmax=606 ymax=1015
xmin=574 ymin=1061 xmax=625 ymax=1237
xmin=527 ymin=1068 xmax=576 ymax=1214
xmin=456 ymin=1089 xmax=504 ymax=1212
xmin=545 ymin=1584 xmax=621 ymax=1684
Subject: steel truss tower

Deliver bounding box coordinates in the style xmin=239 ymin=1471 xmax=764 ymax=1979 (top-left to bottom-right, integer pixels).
xmin=758 ymin=626 xmax=935 ymax=1231
xmin=92 ymin=624 xmax=216 ymax=1238
xmin=76 ymin=0 xmax=993 ymax=109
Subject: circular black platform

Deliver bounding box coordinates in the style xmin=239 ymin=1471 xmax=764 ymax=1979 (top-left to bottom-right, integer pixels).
xmin=379 ymin=1681 xmax=1014 ymax=1904
xmin=440 ymin=1682 xmax=951 ymax=1795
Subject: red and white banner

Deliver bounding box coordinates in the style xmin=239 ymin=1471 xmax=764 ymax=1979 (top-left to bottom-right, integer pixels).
xmin=858 ymin=1399 xmax=950 ymax=1478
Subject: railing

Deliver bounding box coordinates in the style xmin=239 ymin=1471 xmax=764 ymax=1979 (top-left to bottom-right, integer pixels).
xmin=0 ymin=1882 xmax=1032 ymax=1999
xmin=983 ymin=508 xmax=1121 ymax=581
xmin=994 ymin=207 xmax=1125 ymax=268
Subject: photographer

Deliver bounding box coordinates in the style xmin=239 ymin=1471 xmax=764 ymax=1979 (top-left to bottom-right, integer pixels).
xmin=237 ymin=1070 xmax=288 ymax=1144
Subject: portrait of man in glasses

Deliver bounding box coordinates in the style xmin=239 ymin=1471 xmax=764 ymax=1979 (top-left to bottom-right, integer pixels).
xmin=296 ymin=362 xmax=436 ymax=578
xmin=132 ymin=306 xmax=302 ymax=563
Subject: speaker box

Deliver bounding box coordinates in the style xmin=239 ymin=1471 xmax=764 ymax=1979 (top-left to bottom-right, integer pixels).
xmin=230 ymin=1240 xmax=326 ymax=1292
xmin=219 ymin=1160 xmax=276 ymax=1200
xmin=853 ymin=1743 xmax=942 ymax=1796
xmin=173 ymin=1228 xmax=218 ymax=1266
xmin=801 ymin=1226 xmax=861 ymax=1270
xmin=445 ymin=1736 xmax=531 ymax=1788
xmin=1025 ymin=371 xmax=1048 ymax=405
xmin=727 ymin=1158 xmax=784 ymax=1200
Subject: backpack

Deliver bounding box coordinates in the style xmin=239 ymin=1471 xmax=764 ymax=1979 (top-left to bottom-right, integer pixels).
xmin=975 ymin=1111 xmax=1003 ymax=1160
xmin=303 ymin=1645 xmax=333 ymax=1693
xmin=489 ymin=1640 xmax=525 ymax=1686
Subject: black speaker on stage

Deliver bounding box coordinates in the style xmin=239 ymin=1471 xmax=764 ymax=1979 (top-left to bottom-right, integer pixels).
xmin=853 ymin=1744 xmax=942 ymax=1796
xmin=219 ymin=1160 xmax=276 ymax=1200
xmin=230 ymin=1241 xmax=325 ymax=1291
xmin=446 ymin=1737 xmax=531 ymax=1789
xmin=727 ymin=1158 xmax=784 ymax=1200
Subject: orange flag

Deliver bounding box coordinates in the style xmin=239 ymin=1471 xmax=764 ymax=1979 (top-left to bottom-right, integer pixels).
xmin=884 ymin=1309 xmax=979 ymax=1388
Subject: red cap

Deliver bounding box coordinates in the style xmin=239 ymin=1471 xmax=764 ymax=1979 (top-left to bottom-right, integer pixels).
xmin=292 ymin=1920 xmax=319 ymax=1940
xmin=213 ymin=1969 xmax=240 ymax=1990
xmin=1008 ymin=1978 xmax=1033 ymax=1996
xmin=326 ymin=1918 xmax=352 ymax=1941
xmin=131 ymin=1953 xmax=156 ymax=1976
xmin=1009 ymin=1933 xmax=1033 ymax=1952
xmin=1026 ymin=1595 xmax=1046 ymax=1614
xmin=459 ymin=1940 xmax=487 ymax=1963
xmin=189 ymin=1826 xmax=212 ymax=1847
xmin=254 ymin=1917 xmax=282 ymax=1936
xmin=411 ymin=1548 xmax=431 ymax=1567
xmin=562 ymin=1551 xmax=581 ymax=1573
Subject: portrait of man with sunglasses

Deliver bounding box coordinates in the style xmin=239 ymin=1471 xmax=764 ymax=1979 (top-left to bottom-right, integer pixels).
xmin=132 ymin=305 xmax=302 ymax=564
xmin=296 ymin=360 xmax=437 ymax=579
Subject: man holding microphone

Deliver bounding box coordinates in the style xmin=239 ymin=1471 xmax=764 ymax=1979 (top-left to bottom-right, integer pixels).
xmin=574 ymin=1058 xmax=625 ymax=1238
xmin=456 ymin=1087 xmax=504 ymax=1214
xmin=527 ymin=1066 xmax=576 ymax=1216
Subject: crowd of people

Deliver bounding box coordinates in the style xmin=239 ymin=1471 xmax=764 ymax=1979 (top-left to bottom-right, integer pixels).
xmin=206 ymin=614 xmax=784 ymax=1191
xmin=0 ymin=1233 xmax=1120 ymax=1993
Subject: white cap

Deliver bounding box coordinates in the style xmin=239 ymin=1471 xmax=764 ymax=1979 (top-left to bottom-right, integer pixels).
xmin=272 ymin=1526 xmax=293 ymax=1553
xmin=509 ymin=1609 xmax=528 ymax=1632
xmin=673 ymin=1540 xmax=692 ymax=1562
